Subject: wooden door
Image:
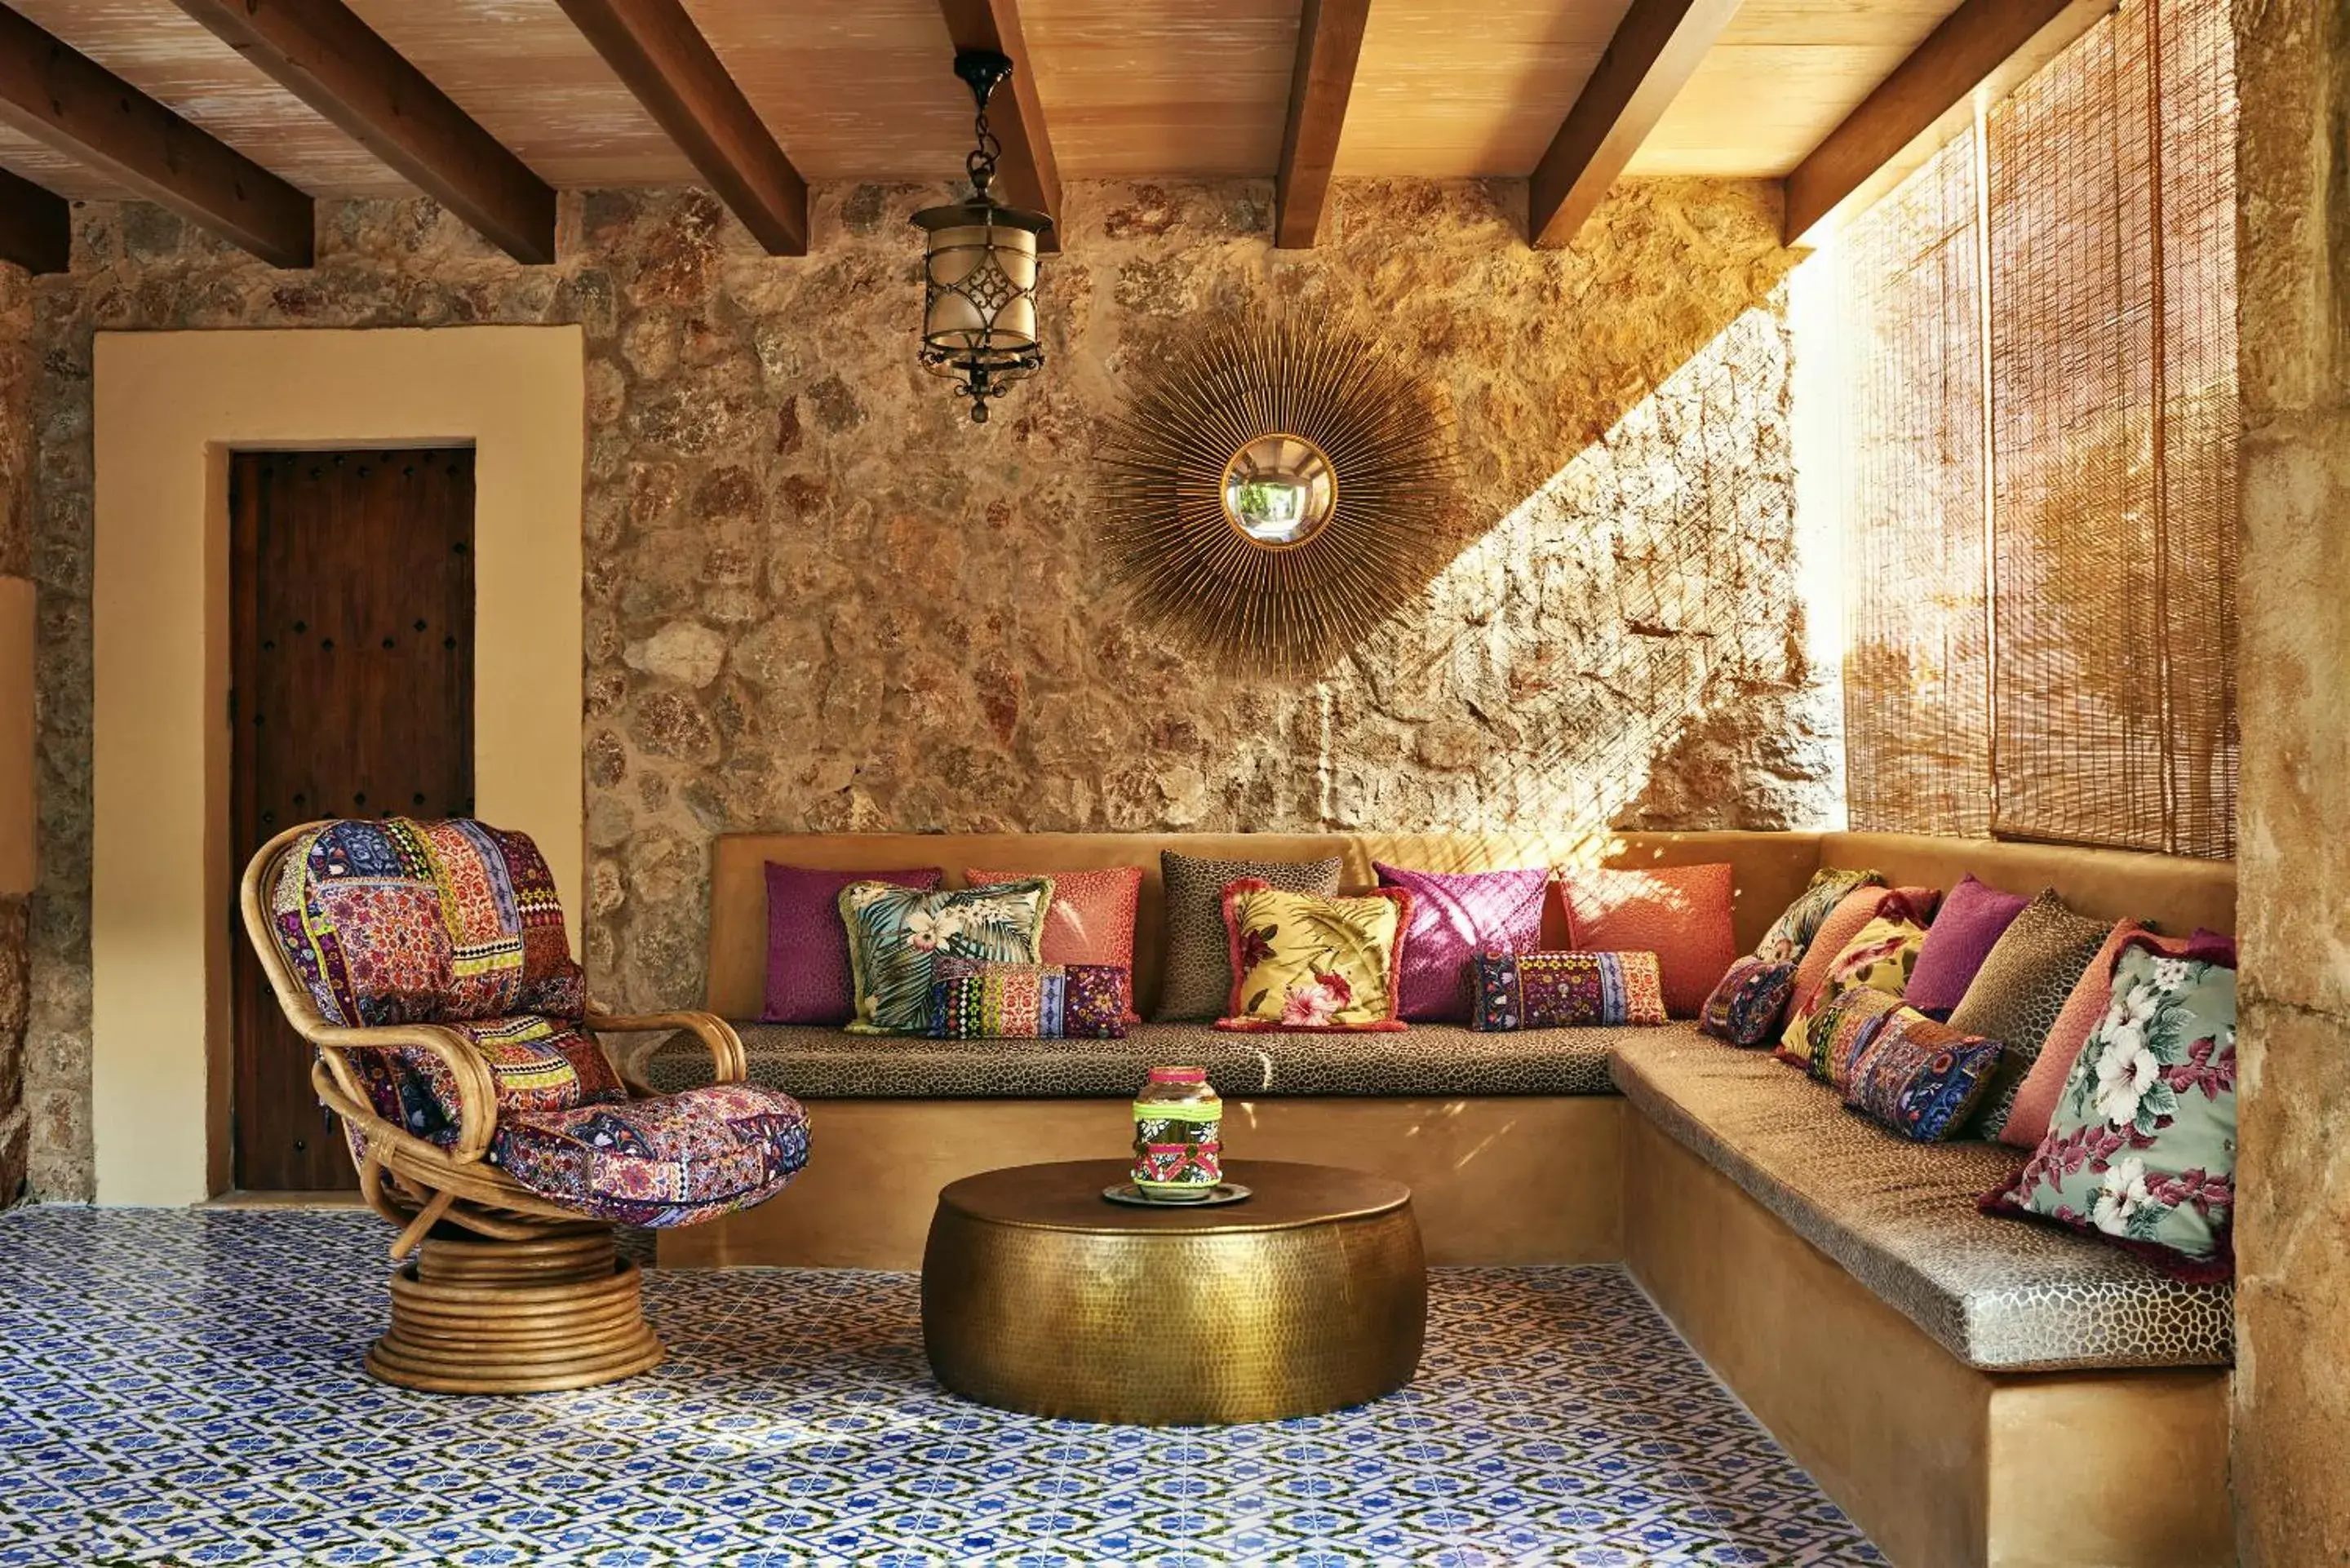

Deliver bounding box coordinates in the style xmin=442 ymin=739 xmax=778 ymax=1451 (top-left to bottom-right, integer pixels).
xmin=229 ymin=449 xmax=476 ymax=1192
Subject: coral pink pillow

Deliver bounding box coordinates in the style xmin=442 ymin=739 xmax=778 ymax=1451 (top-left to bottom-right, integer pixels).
xmin=1785 ymin=884 xmax=1940 ymax=1023
xmin=1555 ymin=863 xmax=1737 ymax=1019
xmin=1998 ymin=922 xmax=2219 ymax=1149
xmin=968 ymin=866 xmax=1145 ymax=1022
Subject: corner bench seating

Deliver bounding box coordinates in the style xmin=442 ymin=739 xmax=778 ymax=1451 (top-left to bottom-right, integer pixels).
xmin=648 ymin=827 xmax=2238 ymax=1566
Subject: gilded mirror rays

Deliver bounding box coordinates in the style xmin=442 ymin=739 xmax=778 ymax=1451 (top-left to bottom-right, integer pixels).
xmin=1099 ymin=311 xmax=1461 ymax=672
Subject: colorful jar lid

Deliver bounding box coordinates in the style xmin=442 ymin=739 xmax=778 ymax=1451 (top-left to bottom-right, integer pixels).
xmin=1146 ymin=1066 xmax=1208 ymax=1083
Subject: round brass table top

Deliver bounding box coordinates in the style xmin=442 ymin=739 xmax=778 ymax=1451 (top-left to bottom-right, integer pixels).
xmin=935 ymin=1158 xmax=1412 ymax=1235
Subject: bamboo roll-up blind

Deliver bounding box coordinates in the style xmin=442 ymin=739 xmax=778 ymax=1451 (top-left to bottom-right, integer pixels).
xmin=1836 ymin=0 xmax=2237 ymax=860
xmin=1986 ymin=0 xmax=2238 ymax=857
xmin=1840 ymin=133 xmax=1994 ymax=839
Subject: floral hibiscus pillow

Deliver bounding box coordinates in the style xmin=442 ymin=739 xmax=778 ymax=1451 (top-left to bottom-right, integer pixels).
xmin=1215 ymin=879 xmax=1412 ymax=1033
xmin=1983 ymin=934 xmax=2239 ymax=1280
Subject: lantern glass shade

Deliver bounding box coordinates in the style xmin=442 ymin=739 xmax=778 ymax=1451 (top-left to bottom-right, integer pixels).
xmin=913 ymin=200 xmax=1048 ymax=418
xmin=1221 ymin=433 xmax=1337 ymax=549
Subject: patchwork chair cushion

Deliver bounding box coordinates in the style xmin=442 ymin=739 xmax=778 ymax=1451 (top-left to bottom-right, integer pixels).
xmin=490 ymin=1083 xmax=813 ymax=1229
xmin=344 ymin=1016 xmax=629 ymax=1148
xmin=268 ymin=818 xmax=584 ymax=1028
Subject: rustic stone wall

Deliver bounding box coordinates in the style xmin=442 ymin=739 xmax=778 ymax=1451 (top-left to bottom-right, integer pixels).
xmin=2232 ymin=0 xmax=2350 ymax=1557
xmin=24 ymin=178 xmax=1838 ymax=1198
xmin=0 ymin=257 xmax=27 ymax=1207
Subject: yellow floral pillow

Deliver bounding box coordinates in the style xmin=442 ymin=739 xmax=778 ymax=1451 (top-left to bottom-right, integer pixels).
xmin=1775 ymin=906 xmax=1930 ymax=1070
xmin=1215 ymin=879 xmax=1412 ymax=1033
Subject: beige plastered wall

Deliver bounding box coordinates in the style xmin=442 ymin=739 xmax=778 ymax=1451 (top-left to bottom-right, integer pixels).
xmin=91 ymin=327 xmax=584 ymax=1205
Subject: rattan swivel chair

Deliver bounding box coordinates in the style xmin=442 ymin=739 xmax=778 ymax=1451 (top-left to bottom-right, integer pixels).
xmin=241 ymin=817 xmax=809 ymax=1393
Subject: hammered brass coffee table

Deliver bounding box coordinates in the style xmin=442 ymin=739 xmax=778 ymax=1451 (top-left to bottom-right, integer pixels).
xmin=920 ymin=1159 xmax=1426 ymax=1424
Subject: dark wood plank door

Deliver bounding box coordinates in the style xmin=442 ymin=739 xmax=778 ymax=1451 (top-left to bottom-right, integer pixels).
xmin=230 ymin=449 xmax=477 ymax=1191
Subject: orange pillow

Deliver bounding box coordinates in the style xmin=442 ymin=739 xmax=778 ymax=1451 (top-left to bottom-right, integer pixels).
xmin=1554 ymin=862 xmax=1736 ymax=1018
xmin=1785 ymin=884 xmax=1940 ymax=1021
xmin=966 ymin=866 xmax=1145 ymax=1022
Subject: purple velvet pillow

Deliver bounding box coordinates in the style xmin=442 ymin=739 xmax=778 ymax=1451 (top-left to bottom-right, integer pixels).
xmin=762 ymin=863 xmax=942 ymax=1025
xmin=1903 ymin=874 xmax=2030 ymax=1019
xmin=1372 ymin=862 xmax=1551 ymax=1022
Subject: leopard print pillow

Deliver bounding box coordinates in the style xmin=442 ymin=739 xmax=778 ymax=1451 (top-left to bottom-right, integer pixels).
xmin=1155 ymin=851 xmax=1342 ymax=1021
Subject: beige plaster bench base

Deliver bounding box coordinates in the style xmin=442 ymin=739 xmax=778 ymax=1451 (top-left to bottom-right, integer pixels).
xmin=1625 ymin=1114 xmax=2232 ymax=1568
xmin=657 ymin=1095 xmax=1625 ymax=1271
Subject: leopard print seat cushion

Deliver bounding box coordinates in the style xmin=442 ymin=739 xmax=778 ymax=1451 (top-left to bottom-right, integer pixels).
xmin=645 ymin=1020 xmax=1623 ymax=1100
xmin=1610 ymin=1031 xmax=2232 ymax=1371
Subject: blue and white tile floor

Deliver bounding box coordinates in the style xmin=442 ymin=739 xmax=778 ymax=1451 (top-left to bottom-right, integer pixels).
xmin=0 ymin=1207 xmax=1883 ymax=1566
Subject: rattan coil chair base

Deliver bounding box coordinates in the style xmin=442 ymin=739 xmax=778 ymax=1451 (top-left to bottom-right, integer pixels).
xmin=366 ymin=1227 xmax=666 ymax=1394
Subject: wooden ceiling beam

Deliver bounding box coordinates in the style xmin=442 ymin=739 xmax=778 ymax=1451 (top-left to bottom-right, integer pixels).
xmin=552 ymin=0 xmax=807 ymax=256
xmin=938 ymin=0 xmax=1062 ymax=254
xmin=1528 ymin=0 xmax=1743 ymax=250
xmin=1274 ymin=0 xmax=1371 ymax=249
xmin=170 ymin=0 xmax=557 ymax=265
xmin=0 ymin=163 xmax=69 ymax=274
xmin=0 ymin=2 xmax=313 ymax=268
xmin=1781 ymin=0 xmax=2113 ymax=244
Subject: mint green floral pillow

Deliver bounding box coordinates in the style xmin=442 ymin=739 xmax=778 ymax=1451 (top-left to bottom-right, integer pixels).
xmin=1984 ymin=938 xmax=2237 ymax=1280
xmin=840 ymin=879 xmax=1053 ymax=1035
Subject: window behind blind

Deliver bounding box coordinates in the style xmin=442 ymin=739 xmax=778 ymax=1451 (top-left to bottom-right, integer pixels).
xmin=1834 ymin=0 xmax=2237 ymax=859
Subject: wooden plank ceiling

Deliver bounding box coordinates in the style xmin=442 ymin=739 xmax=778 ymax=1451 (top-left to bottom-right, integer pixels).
xmin=1 ymin=0 xmax=2090 ymax=265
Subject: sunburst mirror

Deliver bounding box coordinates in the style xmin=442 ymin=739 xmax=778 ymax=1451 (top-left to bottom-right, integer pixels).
xmin=1097 ymin=310 xmax=1462 ymax=672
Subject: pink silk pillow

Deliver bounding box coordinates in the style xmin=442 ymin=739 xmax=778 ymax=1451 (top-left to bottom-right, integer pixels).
xmin=763 ymin=863 xmax=942 ymax=1024
xmin=967 ymin=866 xmax=1145 ymax=1022
xmin=1999 ymin=922 xmax=2216 ymax=1149
xmin=1555 ymin=863 xmax=1737 ymax=1019
xmin=1372 ymin=862 xmax=1551 ymax=1022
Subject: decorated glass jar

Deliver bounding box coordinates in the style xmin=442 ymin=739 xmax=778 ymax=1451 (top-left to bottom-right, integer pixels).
xmin=1131 ymin=1067 xmax=1222 ymax=1201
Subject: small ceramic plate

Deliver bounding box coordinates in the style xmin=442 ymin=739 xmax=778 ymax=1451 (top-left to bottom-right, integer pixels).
xmin=1101 ymin=1181 xmax=1253 ymax=1209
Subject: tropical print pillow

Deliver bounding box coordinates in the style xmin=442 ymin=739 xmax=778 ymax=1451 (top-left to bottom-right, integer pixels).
xmin=1214 ymin=880 xmax=1412 ymax=1033
xmin=1753 ymin=868 xmax=1883 ymax=965
xmin=1984 ymin=937 xmax=2239 ymax=1280
xmin=1775 ymin=901 xmax=1929 ymax=1070
xmin=838 ymin=879 xmax=1053 ymax=1035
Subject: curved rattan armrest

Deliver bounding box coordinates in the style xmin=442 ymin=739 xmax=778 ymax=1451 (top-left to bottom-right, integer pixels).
xmin=587 ymin=1007 xmax=748 ymax=1095
xmin=307 ymin=1021 xmax=499 ymax=1164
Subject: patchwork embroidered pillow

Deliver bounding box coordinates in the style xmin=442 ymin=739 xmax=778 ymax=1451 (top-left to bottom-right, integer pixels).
xmin=763 ymin=863 xmax=943 ymax=1024
xmin=1554 ymin=862 xmax=1737 ymax=1018
xmin=1469 ymin=951 xmax=1669 ymax=1030
xmin=1753 ymin=868 xmax=1883 ymax=965
xmin=1804 ymin=985 xmax=1908 ymax=1088
xmin=1949 ymin=889 xmax=2113 ymax=1138
xmin=1844 ymin=1008 xmax=2004 ymax=1142
xmin=968 ymin=866 xmax=1146 ymax=1022
xmin=268 ymin=817 xmax=583 ymax=1027
xmin=1373 ymin=862 xmax=1550 ymax=1022
xmin=927 ymin=958 xmax=1128 ymax=1040
xmin=1775 ymin=903 xmax=1929 ymax=1070
xmin=1157 ymin=851 xmax=1343 ymax=1021
xmin=1215 ymin=880 xmax=1411 ymax=1033
xmin=490 ymin=1082 xmax=811 ymax=1229
xmin=1904 ymin=875 xmax=2030 ymax=1019
xmin=1984 ymin=937 xmax=2239 ymax=1280
xmin=1698 ymin=957 xmax=1798 ymax=1048
xmin=839 ymin=879 xmax=1053 ymax=1035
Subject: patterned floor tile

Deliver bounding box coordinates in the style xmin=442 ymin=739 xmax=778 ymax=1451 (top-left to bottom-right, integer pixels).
xmin=0 ymin=1206 xmax=1884 ymax=1566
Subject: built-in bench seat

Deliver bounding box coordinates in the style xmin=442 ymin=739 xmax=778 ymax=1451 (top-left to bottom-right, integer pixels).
xmin=646 ymin=1020 xmax=1627 ymax=1099
xmin=1610 ymin=1030 xmax=2233 ymax=1371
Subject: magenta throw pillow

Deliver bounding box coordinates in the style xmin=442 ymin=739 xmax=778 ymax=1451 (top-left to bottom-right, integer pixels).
xmin=1372 ymin=862 xmax=1550 ymax=1022
xmin=762 ymin=863 xmax=942 ymax=1024
xmin=1903 ymin=874 xmax=2029 ymax=1019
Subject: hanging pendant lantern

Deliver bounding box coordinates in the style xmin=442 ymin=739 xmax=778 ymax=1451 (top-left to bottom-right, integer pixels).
xmin=913 ymin=50 xmax=1052 ymax=424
